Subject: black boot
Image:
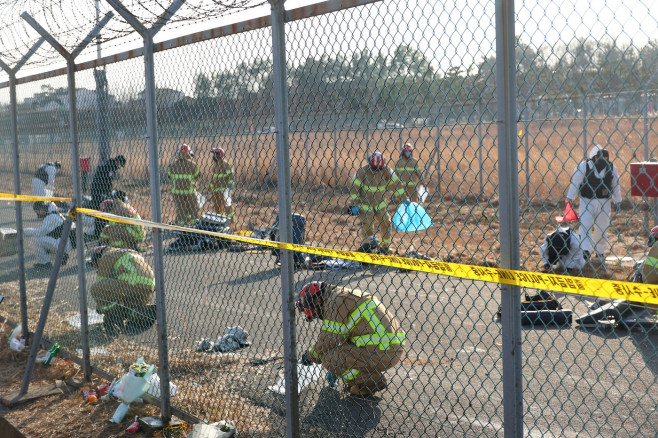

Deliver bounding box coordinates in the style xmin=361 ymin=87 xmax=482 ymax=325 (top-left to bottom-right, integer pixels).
xmin=124 ymin=305 xmax=157 ymax=336
xmin=102 ymin=308 xmax=126 ymax=337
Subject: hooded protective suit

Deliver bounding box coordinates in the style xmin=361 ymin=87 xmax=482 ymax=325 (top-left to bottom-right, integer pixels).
xmin=566 ymin=144 xmax=622 ymax=259
xmin=24 ymin=201 xmax=72 ymax=265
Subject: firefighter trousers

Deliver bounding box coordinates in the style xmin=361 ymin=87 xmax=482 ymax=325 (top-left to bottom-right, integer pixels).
xmin=172 ymin=193 xmax=198 ymax=226
xmin=321 ymin=343 xmax=403 ymax=391
xmin=210 ymin=190 xmax=234 ymax=219
xmin=89 ymin=278 xmax=152 ymax=313
xmin=358 ymin=209 xmax=391 ymax=248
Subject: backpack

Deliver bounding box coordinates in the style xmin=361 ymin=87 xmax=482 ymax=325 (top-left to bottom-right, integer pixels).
xmin=545 ymin=228 xmax=571 ymax=265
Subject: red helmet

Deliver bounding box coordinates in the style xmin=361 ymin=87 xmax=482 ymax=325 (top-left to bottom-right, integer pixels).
xmin=296 ymin=281 xmax=327 ymax=321
xmin=402 ymin=142 xmax=414 ymax=154
xmin=369 ymin=151 xmax=385 ymax=170
xmin=99 ymin=199 xmax=114 ymax=212
xmin=649 ymin=226 xmax=658 ymax=247
xmin=211 ymin=148 xmax=225 ymax=159
xmin=90 ymin=245 xmax=108 ymax=268
xmin=179 ymin=144 xmax=193 ymax=156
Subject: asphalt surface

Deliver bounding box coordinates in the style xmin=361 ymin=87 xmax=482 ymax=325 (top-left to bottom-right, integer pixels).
xmin=2 ymin=201 xmax=658 ymax=437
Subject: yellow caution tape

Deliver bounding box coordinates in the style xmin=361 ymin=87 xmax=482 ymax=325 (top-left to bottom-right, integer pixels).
xmin=0 ymin=193 xmax=72 ymax=203
xmin=72 ymin=207 xmax=658 ymax=305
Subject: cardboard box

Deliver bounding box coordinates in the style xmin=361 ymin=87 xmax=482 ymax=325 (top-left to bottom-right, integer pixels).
xmin=630 ymin=162 xmax=658 ymax=197
xmin=0 ymin=228 xmax=17 ymax=257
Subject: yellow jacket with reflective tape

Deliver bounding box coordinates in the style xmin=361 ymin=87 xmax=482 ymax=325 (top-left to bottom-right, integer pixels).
xmin=309 ymin=285 xmax=405 ymax=362
xmin=209 ymin=160 xmax=234 ymax=192
xmin=394 ymin=156 xmax=424 ymax=187
xmin=350 ymin=165 xmax=404 ymax=211
xmin=103 ymin=199 xmax=145 ymax=242
xmin=642 ymin=244 xmax=658 ymax=285
xmin=167 ymin=157 xmax=200 ymax=195
xmin=96 ymin=248 xmax=155 ymax=289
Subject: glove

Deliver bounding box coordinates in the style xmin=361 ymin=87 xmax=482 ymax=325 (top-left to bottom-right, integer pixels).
xmin=327 ymin=371 xmax=338 ymax=388
xmin=300 ymin=351 xmax=313 ymax=366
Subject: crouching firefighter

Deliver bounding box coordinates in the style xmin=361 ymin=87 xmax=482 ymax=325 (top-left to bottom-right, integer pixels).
xmin=89 ymin=246 xmax=156 ymax=336
xmin=296 ymin=281 xmax=405 ymax=396
xmin=98 ymin=192 xmax=145 ymax=250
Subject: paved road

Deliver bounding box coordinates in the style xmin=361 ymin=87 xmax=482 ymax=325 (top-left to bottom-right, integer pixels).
xmin=2 ymin=201 xmax=658 ymax=437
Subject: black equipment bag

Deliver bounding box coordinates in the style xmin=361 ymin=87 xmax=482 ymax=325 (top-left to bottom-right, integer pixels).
xmin=271 ymin=213 xmax=306 ymax=266
xmin=167 ymin=213 xmax=232 ymax=253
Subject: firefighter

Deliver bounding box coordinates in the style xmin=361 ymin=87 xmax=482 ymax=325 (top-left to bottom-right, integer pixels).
xmin=349 ymin=151 xmax=404 ymax=254
xmin=167 ymin=144 xmax=201 ymax=226
xmin=89 ymin=246 xmax=156 ymax=336
xmin=31 ymin=161 xmax=61 ymax=198
xmin=565 ymin=144 xmax=621 ymax=262
xmin=90 ymin=155 xmax=126 ymax=210
xmin=297 ymin=281 xmax=405 ymax=396
xmin=394 ymin=143 xmax=425 ymax=203
xmin=24 ymin=201 xmax=73 ymax=270
xmin=208 ymin=147 xmax=235 ymax=220
xmin=98 ymin=191 xmax=145 ymax=251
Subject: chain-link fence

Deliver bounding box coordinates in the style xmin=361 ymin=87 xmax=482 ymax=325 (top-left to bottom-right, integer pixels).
xmin=0 ymin=0 xmax=658 ymax=436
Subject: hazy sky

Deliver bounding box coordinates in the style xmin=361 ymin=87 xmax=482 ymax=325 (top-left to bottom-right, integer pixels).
xmin=1 ymin=0 xmax=656 ymax=103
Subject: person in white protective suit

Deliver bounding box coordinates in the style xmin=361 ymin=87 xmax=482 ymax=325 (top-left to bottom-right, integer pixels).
xmin=31 ymin=161 xmax=61 ymax=198
xmin=540 ymin=223 xmax=586 ymax=272
xmin=24 ymin=201 xmax=73 ymax=270
xmin=565 ymin=144 xmax=622 ymax=262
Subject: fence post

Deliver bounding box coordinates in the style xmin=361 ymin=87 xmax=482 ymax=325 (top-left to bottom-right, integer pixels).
xmin=495 ymin=0 xmax=523 ymax=436
xmin=105 ymin=0 xmax=186 ymax=423
xmin=22 ymin=11 xmax=113 ymax=382
xmin=0 ymin=38 xmax=45 ymax=347
xmin=270 ymin=1 xmax=300 ymax=437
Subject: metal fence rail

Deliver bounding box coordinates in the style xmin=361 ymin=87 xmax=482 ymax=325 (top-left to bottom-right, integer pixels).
xmin=0 ymin=0 xmax=657 ymax=437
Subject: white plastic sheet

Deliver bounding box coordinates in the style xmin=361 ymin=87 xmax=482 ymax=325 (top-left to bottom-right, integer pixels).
xmin=268 ymin=363 xmax=324 ymax=394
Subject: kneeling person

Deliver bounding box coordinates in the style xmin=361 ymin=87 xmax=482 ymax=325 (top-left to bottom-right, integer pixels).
xmin=296 ymin=281 xmax=405 ymax=396
xmin=98 ymin=192 xmax=145 ymax=250
xmin=540 ymin=224 xmax=585 ymax=271
xmin=89 ymin=246 xmax=156 ymax=335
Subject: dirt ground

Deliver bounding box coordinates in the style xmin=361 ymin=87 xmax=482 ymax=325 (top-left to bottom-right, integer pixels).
xmin=0 ymin=316 xmax=193 ymax=438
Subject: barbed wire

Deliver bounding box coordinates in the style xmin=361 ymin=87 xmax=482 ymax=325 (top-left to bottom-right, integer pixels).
xmin=0 ymin=0 xmax=267 ymax=70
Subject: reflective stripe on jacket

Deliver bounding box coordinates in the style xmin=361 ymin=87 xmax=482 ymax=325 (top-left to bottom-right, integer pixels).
xmin=351 ymin=165 xmax=404 ymax=210
xmin=310 ymin=286 xmax=405 ymax=361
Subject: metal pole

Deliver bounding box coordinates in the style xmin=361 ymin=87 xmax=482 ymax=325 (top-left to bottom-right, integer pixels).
xmin=7 ymin=73 xmax=29 ymax=343
xmin=495 ymin=0 xmax=523 ymax=436
xmin=304 ymin=131 xmax=309 ymax=186
xmin=105 ymin=0 xmax=186 ymax=422
xmin=435 ymin=126 xmax=441 ymax=194
xmin=270 ymin=1 xmax=300 ymax=437
xmin=332 ymin=130 xmax=338 ymax=186
xmin=477 ymin=97 xmax=484 ymax=196
xmin=22 ymin=10 xmax=113 ymax=382
xmin=19 ymin=218 xmax=73 ymax=396
xmin=643 ymin=72 xmax=658 ymax=161
xmin=0 ymin=38 xmax=44 ymax=347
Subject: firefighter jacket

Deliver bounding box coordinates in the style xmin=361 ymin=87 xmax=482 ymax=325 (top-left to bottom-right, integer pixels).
xmin=102 ymin=199 xmax=145 ymax=243
xmin=167 ymin=156 xmax=200 ymax=195
xmin=308 ymin=285 xmax=405 ymax=362
xmin=642 ymin=243 xmax=658 ymax=285
xmin=96 ymin=248 xmax=155 ymax=290
xmin=350 ymin=165 xmax=404 ymax=212
xmin=209 ymin=160 xmax=234 ymax=192
xmin=394 ymin=156 xmax=424 ymax=189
